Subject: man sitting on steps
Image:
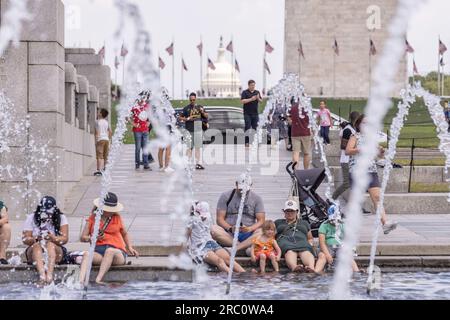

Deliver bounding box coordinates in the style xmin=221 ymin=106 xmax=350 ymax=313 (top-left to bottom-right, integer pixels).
xmin=211 ymin=174 xmax=265 ymax=256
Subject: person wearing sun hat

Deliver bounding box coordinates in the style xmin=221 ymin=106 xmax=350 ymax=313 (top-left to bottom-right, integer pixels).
xmin=79 ymin=192 xmax=139 ymax=285
xmin=274 ymin=199 xmax=317 ymax=273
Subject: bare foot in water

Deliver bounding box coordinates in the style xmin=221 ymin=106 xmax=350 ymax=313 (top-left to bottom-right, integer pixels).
xmin=95 ymin=280 xmax=107 ymax=285
xmin=46 ymin=273 xmax=54 ymax=284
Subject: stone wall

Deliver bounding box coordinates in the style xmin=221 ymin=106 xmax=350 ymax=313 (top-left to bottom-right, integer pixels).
xmin=284 ymin=0 xmax=407 ymax=98
xmin=0 ymin=0 xmax=110 ymax=218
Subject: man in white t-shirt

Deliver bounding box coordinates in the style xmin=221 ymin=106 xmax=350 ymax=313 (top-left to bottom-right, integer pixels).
xmin=94 ymin=109 xmax=112 ymax=176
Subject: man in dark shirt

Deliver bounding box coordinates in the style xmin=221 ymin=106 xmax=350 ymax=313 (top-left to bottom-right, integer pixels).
xmin=241 ymin=80 xmax=263 ymax=147
xmin=179 ymin=92 xmax=208 ymax=170
xmin=288 ymin=101 xmax=311 ymax=170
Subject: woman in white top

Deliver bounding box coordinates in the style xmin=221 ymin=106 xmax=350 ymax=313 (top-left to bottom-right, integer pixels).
xmin=22 ymin=196 xmax=69 ymax=284
xmin=346 ymin=115 xmax=397 ymax=235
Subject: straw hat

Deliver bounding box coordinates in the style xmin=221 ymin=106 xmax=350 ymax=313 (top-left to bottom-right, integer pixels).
xmin=93 ymin=192 xmax=124 ymax=213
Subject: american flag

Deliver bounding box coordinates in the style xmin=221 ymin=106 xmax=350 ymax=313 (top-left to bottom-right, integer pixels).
xmin=298 ymin=40 xmax=305 ymax=59
xmin=207 ymin=57 xmax=216 ymax=70
xmin=158 ymin=57 xmax=165 ymax=69
xmin=235 ymin=59 xmax=240 ymax=72
xmin=182 ymin=58 xmax=188 ymax=71
xmin=332 ymin=38 xmax=339 ymax=56
xmin=120 ymin=44 xmax=128 ymax=57
xmin=114 ymin=56 xmax=120 ymax=69
xmin=370 ymin=39 xmax=377 ymax=56
xmin=439 ymin=40 xmax=447 ymax=55
xmin=405 ymin=39 xmax=414 ymax=53
xmin=265 ymin=40 xmax=274 ymax=53
xmin=413 ymin=59 xmax=418 ymax=75
xmin=197 ymin=41 xmax=203 ymax=56
xmin=98 ymin=46 xmax=105 ymax=60
xmin=264 ymin=58 xmax=271 ymax=74
xmin=226 ymin=40 xmax=234 ymax=53
xmin=166 ymin=42 xmax=174 ymax=56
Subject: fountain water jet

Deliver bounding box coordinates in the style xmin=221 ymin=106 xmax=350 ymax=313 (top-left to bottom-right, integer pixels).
xmin=331 ymin=0 xmax=422 ymax=300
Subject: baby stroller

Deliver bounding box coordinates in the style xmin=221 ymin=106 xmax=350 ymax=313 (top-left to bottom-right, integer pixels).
xmin=286 ymin=162 xmax=329 ymax=237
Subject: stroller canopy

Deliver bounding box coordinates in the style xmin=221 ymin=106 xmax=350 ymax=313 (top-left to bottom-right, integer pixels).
xmin=294 ymin=168 xmax=326 ymax=193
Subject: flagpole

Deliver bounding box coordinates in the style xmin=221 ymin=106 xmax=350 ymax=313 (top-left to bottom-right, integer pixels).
xmin=115 ymin=59 xmax=118 ymax=100
xmin=181 ymin=56 xmax=184 ymax=100
xmin=438 ymin=37 xmax=441 ymax=97
xmin=231 ymin=35 xmax=234 ymax=97
xmin=298 ymin=36 xmax=301 ymax=81
xmin=263 ymin=35 xmax=266 ymax=95
xmin=369 ymin=36 xmax=372 ymax=97
xmin=200 ymin=36 xmax=203 ymax=96
xmin=122 ymin=43 xmax=126 ymax=89
xmin=333 ymin=38 xmax=336 ymax=98
xmin=207 ymin=57 xmax=210 ymax=97
xmin=412 ymin=54 xmax=415 ymax=85
xmin=171 ymin=38 xmax=174 ymax=99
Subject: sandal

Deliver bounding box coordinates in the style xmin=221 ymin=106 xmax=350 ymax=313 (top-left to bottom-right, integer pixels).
xmin=195 ymin=164 xmax=205 ymax=170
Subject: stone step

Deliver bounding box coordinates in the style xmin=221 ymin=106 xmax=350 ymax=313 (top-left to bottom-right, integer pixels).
xmin=2 ymin=255 xmax=450 ymax=283
xmin=7 ymin=243 xmax=450 ymax=260
xmin=0 ymin=256 xmax=192 ymax=283
xmin=331 ymin=166 xmax=449 ymax=193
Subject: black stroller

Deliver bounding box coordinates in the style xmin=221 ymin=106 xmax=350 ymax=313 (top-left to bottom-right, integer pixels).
xmin=286 ymin=162 xmax=330 ymax=237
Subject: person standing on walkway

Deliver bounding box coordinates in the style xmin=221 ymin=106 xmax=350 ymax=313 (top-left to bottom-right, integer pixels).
xmin=288 ymin=99 xmax=312 ymax=170
xmin=317 ymin=100 xmax=332 ymax=145
xmin=333 ymin=111 xmax=359 ymax=200
xmin=158 ymin=108 xmax=176 ymax=173
xmin=241 ymin=80 xmax=262 ymax=147
xmin=94 ymin=108 xmax=112 ymax=176
xmin=0 ymin=201 xmax=11 ymax=265
xmin=346 ymin=114 xmax=397 ymax=234
xmin=131 ymin=96 xmax=151 ymax=170
xmin=180 ymin=92 xmax=207 ymax=170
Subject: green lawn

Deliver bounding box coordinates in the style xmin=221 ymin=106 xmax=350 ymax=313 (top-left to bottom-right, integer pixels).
xmin=114 ymin=97 xmax=444 ymax=148
xmin=410 ymin=182 xmax=450 ymax=193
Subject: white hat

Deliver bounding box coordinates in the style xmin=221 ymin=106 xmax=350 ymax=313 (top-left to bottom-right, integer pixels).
xmin=284 ymin=200 xmax=299 ymax=211
xmin=194 ymin=201 xmax=211 ymax=219
xmin=236 ymin=173 xmax=252 ymax=189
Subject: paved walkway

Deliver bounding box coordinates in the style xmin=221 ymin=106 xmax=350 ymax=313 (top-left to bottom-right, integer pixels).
xmin=7 ymin=143 xmax=450 ymax=249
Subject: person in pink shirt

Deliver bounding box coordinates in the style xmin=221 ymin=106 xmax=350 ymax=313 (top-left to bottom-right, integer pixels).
xmin=317 ymin=100 xmax=332 ymax=145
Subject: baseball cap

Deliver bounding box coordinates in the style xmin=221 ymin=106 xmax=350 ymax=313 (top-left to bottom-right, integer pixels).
xmin=236 ymin=173 xmax=252 ymax=189
xmin=284 ymin=200 xmax=299 ymax=211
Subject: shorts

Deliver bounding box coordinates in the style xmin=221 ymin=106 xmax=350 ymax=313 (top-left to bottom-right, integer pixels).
xmin=203 ymin=240 xmax=222 ymax=253
xmin=185 ymin=130 xmax=203 ymax=149
xmin=291 ymin=136 xmax=311 ymax=156
xmin=94 ymin=245 xmax=127 ymax=262
xmin=225 ymin=230 xmax=254 ymax=242
xmin=255 ymin=250 xmax=274 ymax=260
xmin=25 ymin=245 xmax=69 ymax=265
xmin=349 ymin=172 xmax=380 ymax=189
xmin=96 ymin=140 xmax=110 ymax=160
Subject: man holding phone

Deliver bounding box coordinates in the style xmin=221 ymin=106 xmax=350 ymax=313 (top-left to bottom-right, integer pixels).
xmin=241 ymin=80 xmax=263 ymax=147
xmin=211 ymin=174 xmax=265 ymax=255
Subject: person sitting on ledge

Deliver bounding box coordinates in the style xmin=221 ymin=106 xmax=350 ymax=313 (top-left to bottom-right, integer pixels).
xmin=314 ymin=205 xmax=359 ymax=274
xmin=0 ymin=200 xmax=12 ymax=265
xmin=211 ymin=174 xmax=265 ymax=256
xmin=22 ymin=196 xmax=69 ymax=284
xmin=186 ymin=201 xmax=245 ymax=273
xmin=275 ymin=200 xmax=317 ymax=273
xmin=79 ymin=192 xmax=139 ymax=285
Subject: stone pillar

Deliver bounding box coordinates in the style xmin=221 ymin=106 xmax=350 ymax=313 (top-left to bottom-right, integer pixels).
xmin=76 ymin=75 xmax=89 ymax=131
xmin=65 ymin=63 xmax=77 ymax=125
xmin=88 ymin=86 xmax=99 ymax=134
xmin=65 ymin=48 xmax=111 ymax=116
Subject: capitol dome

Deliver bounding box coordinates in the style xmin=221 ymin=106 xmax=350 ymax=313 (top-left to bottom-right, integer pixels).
xmin=202 ymin=37 xmax=241 ymax=98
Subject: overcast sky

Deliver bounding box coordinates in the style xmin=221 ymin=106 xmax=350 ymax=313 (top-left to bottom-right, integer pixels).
xmin=62 ymin=0 xmax=450 ymax=99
